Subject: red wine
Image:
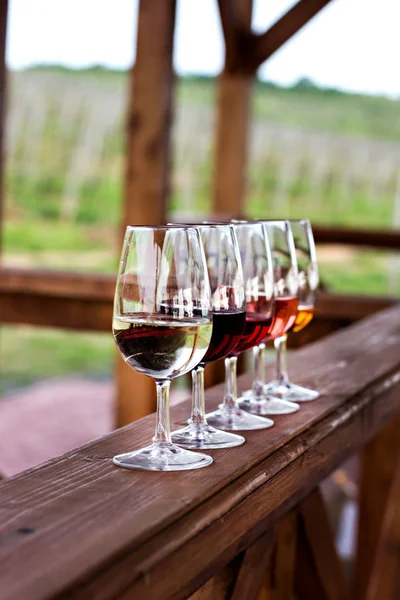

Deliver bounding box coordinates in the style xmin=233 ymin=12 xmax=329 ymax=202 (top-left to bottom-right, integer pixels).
xmin=200 ymin=310 xmax=245 ymax=365
xmin=263 ymin=296 xmax=299 ymax=341
xmin=232 ymin=296 xmax=273 ymax=355
xmin=113 ymin=313 xmax=212 ymax=380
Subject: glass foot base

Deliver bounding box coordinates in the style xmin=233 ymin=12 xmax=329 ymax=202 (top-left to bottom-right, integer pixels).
xmin=113 ymin=442 xmax=213 ymax=471
xmin=171 ymin=422 xmax=245 ymax=449
xmin=264 ymin=380 xmax=320 ymax=402
xmin=239 ymin=395 xmax=300 ymax=415
xmin=206 ymin=406 xmax=274 ymax=431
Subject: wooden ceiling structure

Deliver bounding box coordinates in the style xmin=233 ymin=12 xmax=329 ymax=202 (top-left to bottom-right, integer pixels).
xmin=0 ymin=0 xmax=399 ymax=426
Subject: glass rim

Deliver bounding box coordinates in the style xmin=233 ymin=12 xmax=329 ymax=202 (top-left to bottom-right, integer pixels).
xmin=125 ymin=224 xmax=200 ymax=233
xmin=168 ymin=221 xmax=234 ymax=229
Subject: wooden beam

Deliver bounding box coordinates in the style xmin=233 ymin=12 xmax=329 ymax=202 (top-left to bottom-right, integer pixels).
xmin=365 ymin=455 xmax=400 ymax=600
xmin=0 ymin=268 xmax=396 ymax=332
xmin=213 ymin=0 xmax=253 ymax=215
xmin=354 ymin=417 xmax=400 ymax=600
xmin=313 ymin=225 xmax=400 ymax=250
xmin=260 ymin=511 xmax=297 ymax=600
xmin=251 ymin=0 xmax=334 ymax=69
xmin=296 ymin=487 xmax=350 ymax=600
xmin=0 ymin=0 xmax=7 ymax=253
xmin=123 ymin=0 xmax=176 ymax=227
xmin=231 ymin=531 xmax=274 ymax=600
xmin=118 ymin=0 xmax=177 ymax=427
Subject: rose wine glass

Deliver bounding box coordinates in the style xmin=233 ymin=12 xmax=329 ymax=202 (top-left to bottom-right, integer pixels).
xmin=171 ymin=224 xmax=246 ymax=449
xmin=206 ymin=222 xmax=275 ymax=431
xmin=264 ymin=219 xmax=320 ymax=402
xmin=112 ymin=225 xmax=213 ymax=471
xmin=239 ymin=220 xmax=301 ymax=415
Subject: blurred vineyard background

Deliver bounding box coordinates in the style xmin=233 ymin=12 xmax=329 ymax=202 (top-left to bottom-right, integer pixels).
xmin=2 ymin=65 xmax=400 ymax=392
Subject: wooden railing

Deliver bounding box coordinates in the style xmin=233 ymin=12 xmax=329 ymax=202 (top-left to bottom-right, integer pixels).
xmin=1 ymin=304 xmax=400 ymax=600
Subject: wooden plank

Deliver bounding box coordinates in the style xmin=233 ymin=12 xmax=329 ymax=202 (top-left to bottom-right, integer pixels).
xmin=189 ymin=558 xmax=241 ymax=600
xmin=251 ymin=0 xmax=334 ymax=68
xmin=313 ymin=225 xmax=400 ymax=250
xmin=0 ymin=306 xmax=400 ymax=599
xmin=297 ymin=487 xmax=350 ymax=600
xmin=365 ymin=456 xmax=400 ymax=600
xmin=230 ymin=531 xmax=274 ymax=600
xmin=118 ymin=0 xmax=176 ymax=425
xmin=0 ymin=0 xmax=7 ymax=252
xmin=353 ymin=417 xmax=400 ymax=599
xmin=213 ymin=0 xmax=253 ymax=217
xmin=0 ymin=267 xmax=396 ymax=332
xmin=259 ymin=511 xmax=297 ymax=600
xmin=123 ymin=0 xmax=175 ymax=227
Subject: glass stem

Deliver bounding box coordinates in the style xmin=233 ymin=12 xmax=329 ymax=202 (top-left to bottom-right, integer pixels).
xmin=224 ymin=356 xmax=238 ymax=409
xmin=252 ymin=343 xmax=266 ymax=399
xmin=274 ymin=334 xmax=289 ymax=385
xmin=153 ymin=380 xmax=172 ymax=445
xmin=189 ymin=365 xmax=207 ymax=426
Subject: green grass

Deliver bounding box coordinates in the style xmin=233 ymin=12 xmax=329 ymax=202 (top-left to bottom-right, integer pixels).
xmin=0 ymin=326 xmax=114 ymax=394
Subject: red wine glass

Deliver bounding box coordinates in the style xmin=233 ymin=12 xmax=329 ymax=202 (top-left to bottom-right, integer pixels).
xmin=206 ymin=221 xmax=275 ymax=430
xmin=112 ymin=226 xmax=213 ymax=471
xmin=171 ymin=224 xmax=247 ymax=449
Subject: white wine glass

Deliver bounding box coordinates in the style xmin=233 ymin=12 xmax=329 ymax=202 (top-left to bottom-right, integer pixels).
xmin=112 ymin=225 xmax=213 ymax=471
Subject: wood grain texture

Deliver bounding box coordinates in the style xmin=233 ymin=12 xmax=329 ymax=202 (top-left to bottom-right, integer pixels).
xmin=230 ymin=531 xmax=274 ymax=600
xmin=252 ymin=0 xmax=334 ymax=68
xmin=213 ymin=0 xmax=253 ymax=216
xmin=117 ymin=0 xmax=177 ymax=426
xmin=0 ymin=270 xmax=396 ymax=332
xmin=313 ymin=225 xmax=400 ymax=250
xmin=297 ymin=488 xmax=349 ymax=600
xmin=0 ymin=0 xmax=7 ymax=251
xmin=1 ymin=306 xmax=400 ymax=599
xmin=365 ymin=455 xmax=400 ymax=600
xmin=353 ymin=417 xmax=400 ymax=599
xmin=259 ymin=511 xmax=297 ymax=600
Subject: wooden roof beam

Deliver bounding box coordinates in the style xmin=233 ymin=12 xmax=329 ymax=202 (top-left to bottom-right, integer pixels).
xmin=249 ymin=0 xmax=335 ymax=71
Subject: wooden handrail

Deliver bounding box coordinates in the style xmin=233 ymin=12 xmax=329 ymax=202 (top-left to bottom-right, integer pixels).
xmin=0 ymin=266 xmax=396 ymax=331
xmin=313 ymin=225 xmax=400 ymax=250
xmin=1 ymin=305 xmax=400 ymax=599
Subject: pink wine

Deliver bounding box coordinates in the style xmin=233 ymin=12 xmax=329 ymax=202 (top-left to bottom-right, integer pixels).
xmin=263 ymin=296 xmax=299 ymax=341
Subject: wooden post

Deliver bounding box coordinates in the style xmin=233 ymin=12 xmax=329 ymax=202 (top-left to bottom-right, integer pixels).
xmin=0 ymin=0 xmax=8 ymax=253
xmin=116 ymin=0 xmax=176 ymax=427
xmin=213 ymin=0 xmax=254 ymax=217
xmin=354 ymin=417 xmax=400 ymax=599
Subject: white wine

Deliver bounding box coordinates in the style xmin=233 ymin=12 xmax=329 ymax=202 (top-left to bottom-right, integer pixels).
xmin=113 ymin=313 xmax=212 ymax=380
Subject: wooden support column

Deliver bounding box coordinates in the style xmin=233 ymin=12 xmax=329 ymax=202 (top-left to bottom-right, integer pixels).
xmin=116 ymin=0 xmax=176 ymax=427
xmin=354 ymin=417 xmax=400 ymax=599
xmin=213 ymin=0 xmax=254 ymax=217
xmin=0 ymin=0 xmax=8 ymax=252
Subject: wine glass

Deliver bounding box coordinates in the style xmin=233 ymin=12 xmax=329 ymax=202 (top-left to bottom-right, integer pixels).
xmin=112 ymin=225 xmax=214 ymax=471
xmin=171 ymin=224 xmax=246 ymax=449
xmin=206 ymin=221 xmax=275 ymax=431
xmin=239 ymin=220 xmax=301 ymax=415
xmin=264 ymin=219 xmax=320 ymax=402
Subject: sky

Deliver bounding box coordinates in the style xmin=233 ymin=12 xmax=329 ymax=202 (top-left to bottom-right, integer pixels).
xmin=5 ymin=0 xmax=400 ymax=98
